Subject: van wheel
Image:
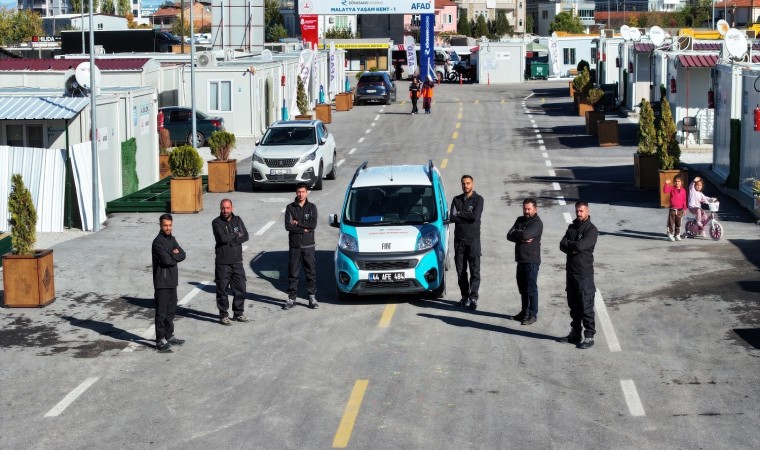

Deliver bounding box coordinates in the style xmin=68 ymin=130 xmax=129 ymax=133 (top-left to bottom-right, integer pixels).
xmin=313 ymin=162 xmax=324 ymax=190
xmin=429 ymin=278 xmax=446 ymax=299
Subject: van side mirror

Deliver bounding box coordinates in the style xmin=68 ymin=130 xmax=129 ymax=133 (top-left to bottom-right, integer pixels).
xmin=255 ymin=139 xmax=260 ymax=146
xmin=329 ymin=214 xmax=340 ymax=227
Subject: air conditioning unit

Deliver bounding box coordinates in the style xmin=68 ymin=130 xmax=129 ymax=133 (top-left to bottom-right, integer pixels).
xmin=603 ymin=29 xmax=614 ymax=39
xmin=196 ymin=51 xmax=216 ymax=67
xmin=675 ymin=36 xmax=692 ymax=51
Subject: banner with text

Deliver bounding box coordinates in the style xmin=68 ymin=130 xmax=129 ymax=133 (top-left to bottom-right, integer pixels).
xmin=404 ymin=35 xmax=417 ymax=77
xmin=300 ymin=15 xmax=318 ymax=50
xmin=299 ymin=0 xmax=432 ymax=15
xmin=419 ymin=14 xmax=436 ymax=82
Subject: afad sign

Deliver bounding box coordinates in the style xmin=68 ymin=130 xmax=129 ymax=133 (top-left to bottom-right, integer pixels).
xmin=299 ymin=0 xmax=432 ymax=15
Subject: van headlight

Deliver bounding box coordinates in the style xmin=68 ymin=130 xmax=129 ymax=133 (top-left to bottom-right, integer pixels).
xmin=299 ymin=149 xmax=318 ymax=163
xmin=252 ymin=152 xmax=265 ymax=164
xmin=416 ymin=230 xmax=439 ymax=251
xmin=338 ymin=233 xmax=358 ymax=252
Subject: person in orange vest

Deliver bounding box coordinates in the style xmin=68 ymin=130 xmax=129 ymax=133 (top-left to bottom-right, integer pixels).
xmin=421 ymin=79 xmax=434 ymax=114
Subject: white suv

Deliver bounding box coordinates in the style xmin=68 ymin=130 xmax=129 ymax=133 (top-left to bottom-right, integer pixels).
xmin=250 ymin=120 xmax=337 ymax=190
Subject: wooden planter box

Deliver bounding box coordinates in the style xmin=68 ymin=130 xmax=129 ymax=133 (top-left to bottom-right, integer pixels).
xmin=598 ymin=120 xmax=619 ymax=147
xmin=2 ymin=249 xmax=55 ymax=307
xmin=348 ymin=91 xmax=354 ymax=109
xmin=315 ymin=104 xmax=332 ymax=123
xmin=207 ymin=159 xmax=236 ymax=193
xmin=578 ymin=99 xmax=594 ymax=117
xmin=659 ymin=169 xmax=689 ymax=208
xmin=585 ymin=111 xmax=606 ymax=135
xmin=294 ymin=114 xmax=313 ymax=120
xmin=569 ymin=81 xmax=576 ymax=98
xmin=170 ymin=176 xmax=203 ymax=213
xmin=335 ymin=93 xmax=351 ymax=111
xmin=634 ymin=153 xmax=659 ymax=189
xmin=159 ymin=154 xmax=171 ymax=179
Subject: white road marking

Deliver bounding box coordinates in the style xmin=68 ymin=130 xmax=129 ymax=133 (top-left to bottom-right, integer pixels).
xmin=242 ymin=245 xmax=248 ymax=252
xmin=545 ymin=160 xmax=552 ymax=167
xmin=44 ymin=377 xmax=99 ymax=417
xmin=596 ymin=290 xmax=622 ymax=352
xmin=539 ymin=145 xmax=546 ymax=150
xmin=542 ymin=152 xmax=549 ymax=158
xmin=528 ymin=115 xmax=533 ymax=119
xmin=337 ymin=159 xmax=345 ymax=167
xmin=533 ymin=124 xmax=538 ymax=128
xmin=536 ymin=134 xmax=542 ymax=138
xmin=557 ymin=196 xmax=566 ymax=205
xmin=358 ymin=137 xmax=365 ymax=143
xmin=563 ymin=212 xmax=573 ymax=223
xmin=179 ymin=281 xmax=212 ymax=306
xmin=374 ymin=115 xmax=380 ymax=121
xmin=552 ymin=182 xmax=560 ymax=191
xmin=524 ymin=93 xmax=535 ymax=99
xmin=548 ymin=170 xmax=556 ymax=176
xmin=255 ymin=221 xmax=276 ymax=236
xmin=371 ymin=123 xmax=376 ymax=127
xmin=530 ymin=119 xmax=536 ymax=124
xmin=365 ymin=129 xmax=371 ymax=134
xmin=620 ymin=380 xmax=646 ymax=416
xmin=538 ymin=140 xmax=544 ymax=145
xmin=349 ymin=148 xmax=356 ymax=154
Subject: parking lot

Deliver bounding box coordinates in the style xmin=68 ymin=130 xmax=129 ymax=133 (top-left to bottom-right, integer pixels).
xmin=1 ymin=80 xmax=759 ymax=449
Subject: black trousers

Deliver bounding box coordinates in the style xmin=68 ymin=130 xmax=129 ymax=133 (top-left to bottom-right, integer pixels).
xmin=154 ymin=288 xmax=177 ymax=342
xmin=516 ymin=262 xmax=540 ymax=318
xmin=410 ymin=93 xmax=419 ymax=113
xmin=566 ymin=273 xmax=596 ymax=338
xmin=454 ymin=240 xmax=481 ymax=302
xmin=215 ymin=263 xmax=246 ymax=317
xmin=288 ymin=246 xmax=316 ymax=299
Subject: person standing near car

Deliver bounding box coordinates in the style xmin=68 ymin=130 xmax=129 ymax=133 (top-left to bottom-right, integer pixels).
xmin=409 ymin=76 xmax=421 ymax=115
xmin=559 ymin=201 xmax=598 ymax=349
xmin=421 ymin=79 xmax=434 ymax=114
xmin=507 ymin=198 xmax=543 ymax=325
xmin=152 ymin=213 xmax=186 ymax=353
xmin=284 ymin=182 xmax=319 ymax=310
xmin=212 ymin=199 xmax=250 ymax=325
xmin=450 ymin=175 xmax=484 ymax=310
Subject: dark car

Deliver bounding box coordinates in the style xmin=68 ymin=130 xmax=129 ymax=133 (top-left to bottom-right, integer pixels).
xmin=354 ymin=72 xmax=396 ymax=105
xmin=155 ymin=31 xmax=182 ymax=52
xmin=159 ymin=106 xmax=224 ymax=147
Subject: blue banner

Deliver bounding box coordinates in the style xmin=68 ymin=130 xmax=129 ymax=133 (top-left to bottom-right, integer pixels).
xmin=419 ymin=13 xmax=436 ymax=82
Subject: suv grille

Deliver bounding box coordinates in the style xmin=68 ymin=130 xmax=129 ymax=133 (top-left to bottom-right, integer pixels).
xmin=264 ymin=158 xmax=298 ymax=167
xmin=359 ymin=260 xmax=417 ymax=270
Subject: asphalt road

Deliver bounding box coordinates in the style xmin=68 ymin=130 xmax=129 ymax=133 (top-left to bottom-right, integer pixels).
xmin=1 ymin=80 xmax=759 ymax=449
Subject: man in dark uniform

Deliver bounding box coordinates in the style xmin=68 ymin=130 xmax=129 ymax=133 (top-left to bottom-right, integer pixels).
xmin=151 ymin=213 xmax=186 ymax=353
xmin=284 ymin=182 xmax=319 ymax=310
xmin=507 ymin=198 xmax=543 ymax=325
xmin=450 ymin=175 xmax=484 ymax=310
xmin=212 ymin=199 xmax=250 ymax=325
xmin=559 ymin=200 xmax=598 ymax=349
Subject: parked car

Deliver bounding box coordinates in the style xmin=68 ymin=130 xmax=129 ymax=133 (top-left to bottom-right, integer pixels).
xmin=158 ymin=106 xmax=224 ymax=147
xmin=250 ymin=120 xmax=337 ymax=190
xmin=354 ymin=72 xmax=396 ymax=105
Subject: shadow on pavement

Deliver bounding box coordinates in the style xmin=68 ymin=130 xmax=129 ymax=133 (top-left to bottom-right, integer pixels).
xmin=417 ymin=312 xmax=560 ymax=342
xmin=122 ymin=295 xmax=218 ymax=325
xmin=410 ymin=297 xmax=516 ymax=321
xmin=599 ymin=229 xmax=666 ymax=241
xmin=61 ymin=315 xmax=152 ymax=348
xmin=250 ymin=250 xmax=336 ymax=303
xmin=732 ymin=328 xmax=760 ymax=350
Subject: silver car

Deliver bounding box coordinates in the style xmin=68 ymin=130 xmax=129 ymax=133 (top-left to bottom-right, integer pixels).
xmin=250 ymin=120 xmax=337 ymax=190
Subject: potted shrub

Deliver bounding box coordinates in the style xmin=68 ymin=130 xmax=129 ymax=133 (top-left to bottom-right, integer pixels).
xmin=294 ymin=76 xmax=312 ymax=120
xmin=573 ymin=68 xmax=593 ymax=116
xmin=169 ymin=144 xmax=205 ymax=213
xmin=207 ymin=130 xmax=237 ymax=193
xmin=585 ymin=87 xmax=606 ymax=135
xmin=634 ymin=98 xmax=659 ymax=189
xmin=749 ymin=179 xmax=760 ymax=211
xmin=2 ymin=174 xmax=55 ymax=307
xmin=657 ymin=98 xmax=687 ymax=207
xmin=158 ymin=128 xmax=172 ymax=179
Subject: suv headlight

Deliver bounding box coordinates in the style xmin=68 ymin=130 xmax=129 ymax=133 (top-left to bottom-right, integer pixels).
xmin=416 ymin=230 xmax=439 ymax=251
xmin=253 ymin=152 xmax=265 ymax=164
xmin=338 ymin=233 xmax=358 ymax=252
xmin=299 ymin=149 xmax=317 ymax=164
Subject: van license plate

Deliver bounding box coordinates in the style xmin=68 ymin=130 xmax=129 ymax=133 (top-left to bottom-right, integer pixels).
xmin=270 ymin=169 xmax=291 ymax=175
xmin=369 ymin=272 xmax=404 ymax=283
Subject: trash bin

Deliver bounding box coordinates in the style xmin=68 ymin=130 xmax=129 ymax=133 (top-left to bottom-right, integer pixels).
xmin=530 ymin=63 xmax=549 ymax=80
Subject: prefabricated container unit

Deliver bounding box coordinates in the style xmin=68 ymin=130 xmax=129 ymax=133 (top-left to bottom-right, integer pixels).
xmin=597 ymin=37 xmax=624 ymax=86
xmin=739 ymin=66 xmax=760 ymax=197
xmin=711 ymin=63 xmax=744 ymax=182
xmin=539 ymin=36 xmax=598 ymax=78
xmin=477 ymin=42 xmax=525 ymax=84
xmin=666 ymin=52 xmax=716 ymax=146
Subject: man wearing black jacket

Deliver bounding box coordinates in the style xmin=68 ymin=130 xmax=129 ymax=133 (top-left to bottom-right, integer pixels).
xmin=507 ymin=198 xmax=543 ymax=325
xmin=151 ymin=214 xmax=186 ymax=353
xmin=559 ymin=200 xmax=598 ymax=349
xmin=212 ymin=199 xmax=250 ymax=325
xmin=450 ymin=175 xmax=484 ymax=310
xmin=284 ymin=182 xmax=319 ymax=309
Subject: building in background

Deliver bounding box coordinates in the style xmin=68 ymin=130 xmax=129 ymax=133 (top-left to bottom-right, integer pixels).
xmin=42 ymin=14 xmax=129 ymax=36
xmin=536 ymin=1 xmax=595 ymax=36
xmin=455 ymin=0 xmax=525 ymax=35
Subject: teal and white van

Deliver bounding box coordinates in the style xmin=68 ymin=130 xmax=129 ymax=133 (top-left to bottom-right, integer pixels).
xmin=329 ymin=161 xmax=449 ymax=300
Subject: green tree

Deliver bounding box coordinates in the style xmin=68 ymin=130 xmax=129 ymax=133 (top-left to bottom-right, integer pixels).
xmin=468 ymin=18 xmax=477 ymax=37
xmin=474 ymin=15 xmax=488 ymax=38
xmin=265 ymin=0 xmax=286 ymax=41
xmin=117 ymin=0 xmax=130 ymax=16
xmin=637 ymin=99 xmax=657 ymax=155
xmin=70 ymin=0 xmax=100 ymax=14
xmin=171 ymin=20 xmax=190 ymax=39
xmin=2 ymin=9 xmax=44 ymax=45
xmin=8 ymin=174 xmax=37 ymax=256
xmin=324 ymin=27 xmax=354 ymax=39
xmin=525 ymin=14 xmax=534 ymax=34
xmin=549 ymin=12 xmax=584 ymax=34
xmin=656 ymin=98 xmax=681 ymax=169
xmin=296 ymin=76 xmax=308 ymax=115
xmin=675 ymin=0 xmax=712 ymax=27
xmin=457 ymin=10 xmax=471 ymax=36
xmin=101 ymin=0 xmax=115 ymax=15
xmin=488 ymin=9 xmax=512 ymax=39
xmin=268 ymin=23 xmax=288 ymax=42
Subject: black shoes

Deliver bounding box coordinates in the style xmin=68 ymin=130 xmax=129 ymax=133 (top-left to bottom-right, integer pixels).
xmin=521 ymin=315 xmax=537 ymax=325
xmin=156 ymin=339 xmax=173 ymax=353
xmin=308 ymin=295 xmax=319 ymax=309
xmin=513 ymin=312 xmax=526 ymax=322
xmin=467 ymin=300 xmax=478 ymax=311
xmin=283 ymin=300 xmax=295 ymax=310
xmin=233 ymin=315 xmax=250 ymax=322
xmin=557 ymin=333 xmax=582 ymax=344
xmin=458 ymin=298 xmax=470 ymax=308
xmin=578 ymin=337 xmax=594 ymax=349
xmin=167 ymin=336 xmax=185 ymax=346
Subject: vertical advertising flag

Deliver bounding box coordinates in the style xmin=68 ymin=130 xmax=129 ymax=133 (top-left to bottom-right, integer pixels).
xmin=300 ymin=15 xmax=319 ymax=50
xmin=404 ymin=35 xmax=417 ymax=77
xmin=419 ymin=13 xmax=436 ymax=82
xmin=549 ymin=33 xmax=561 ymax=76
xmin=329 ymin=41 xmax=336 ymax=96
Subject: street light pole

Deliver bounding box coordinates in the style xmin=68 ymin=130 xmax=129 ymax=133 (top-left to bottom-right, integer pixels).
xmin=89 ymin=0 xmax=100 ymax=232
xmin=190 ymin=1 xmax=197 ymax=148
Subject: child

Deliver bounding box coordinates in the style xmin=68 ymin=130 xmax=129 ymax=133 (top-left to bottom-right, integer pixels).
xmin=663 ymin=175 xmax=687 ymax=241
xmin=688 ymin=176 xmax=716 ymax=237
xmin=421 ymin=79 xmax=434 ymax=114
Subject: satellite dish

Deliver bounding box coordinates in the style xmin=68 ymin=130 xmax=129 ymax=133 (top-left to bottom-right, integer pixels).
xmin=717 ymin=20 xmax=729 ymax=37
xmin=650 ymin=26 xmax=665 ymax=47
xmin=724 ymin=28 xmax=748 ymax=58
xmin=629 ymin=27 xmax=642 ymax=41
xmin=261 ymin=49 xmax=273 ymax=62
xmin=75 ymin=62 xmax=101 ymax=91
xmin=620 ymin=25 xmax=631 ymax=41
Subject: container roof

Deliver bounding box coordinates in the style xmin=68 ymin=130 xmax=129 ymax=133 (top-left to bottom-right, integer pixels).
xmin=0 ymin=58 xmax=152 ymax=71
xmin=0 ymin=96 xmax=88 ymax=120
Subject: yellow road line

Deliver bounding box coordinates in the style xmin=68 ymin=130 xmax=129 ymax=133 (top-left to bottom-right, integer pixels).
xmin=378 ymin=304 xmax=396 ymax=328
xmin=457 ymin=113 xmax=462 ymax=119
xmin=474 ymin=99 xmax=479 ymax=104
xmin=452 ymin=131 xmax=458 ymax=139
xmin=447 ymin=143 xmax=454 ymax=153
xmin=441 ymin=158 xmax=448 ymax=169
xmin=458 ymin=102 xmax=463 ymax=106
xmin=455 ymin=122 xmax=461 ymax=129
xmin=333 ymin=380 xmax=369 ymax=448
xmin=501 ymin=99 xmax=505 ymax=104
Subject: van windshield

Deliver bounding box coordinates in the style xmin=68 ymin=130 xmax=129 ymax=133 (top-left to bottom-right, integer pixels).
xmin=344 ymin=186 xmax=437 ymax=225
